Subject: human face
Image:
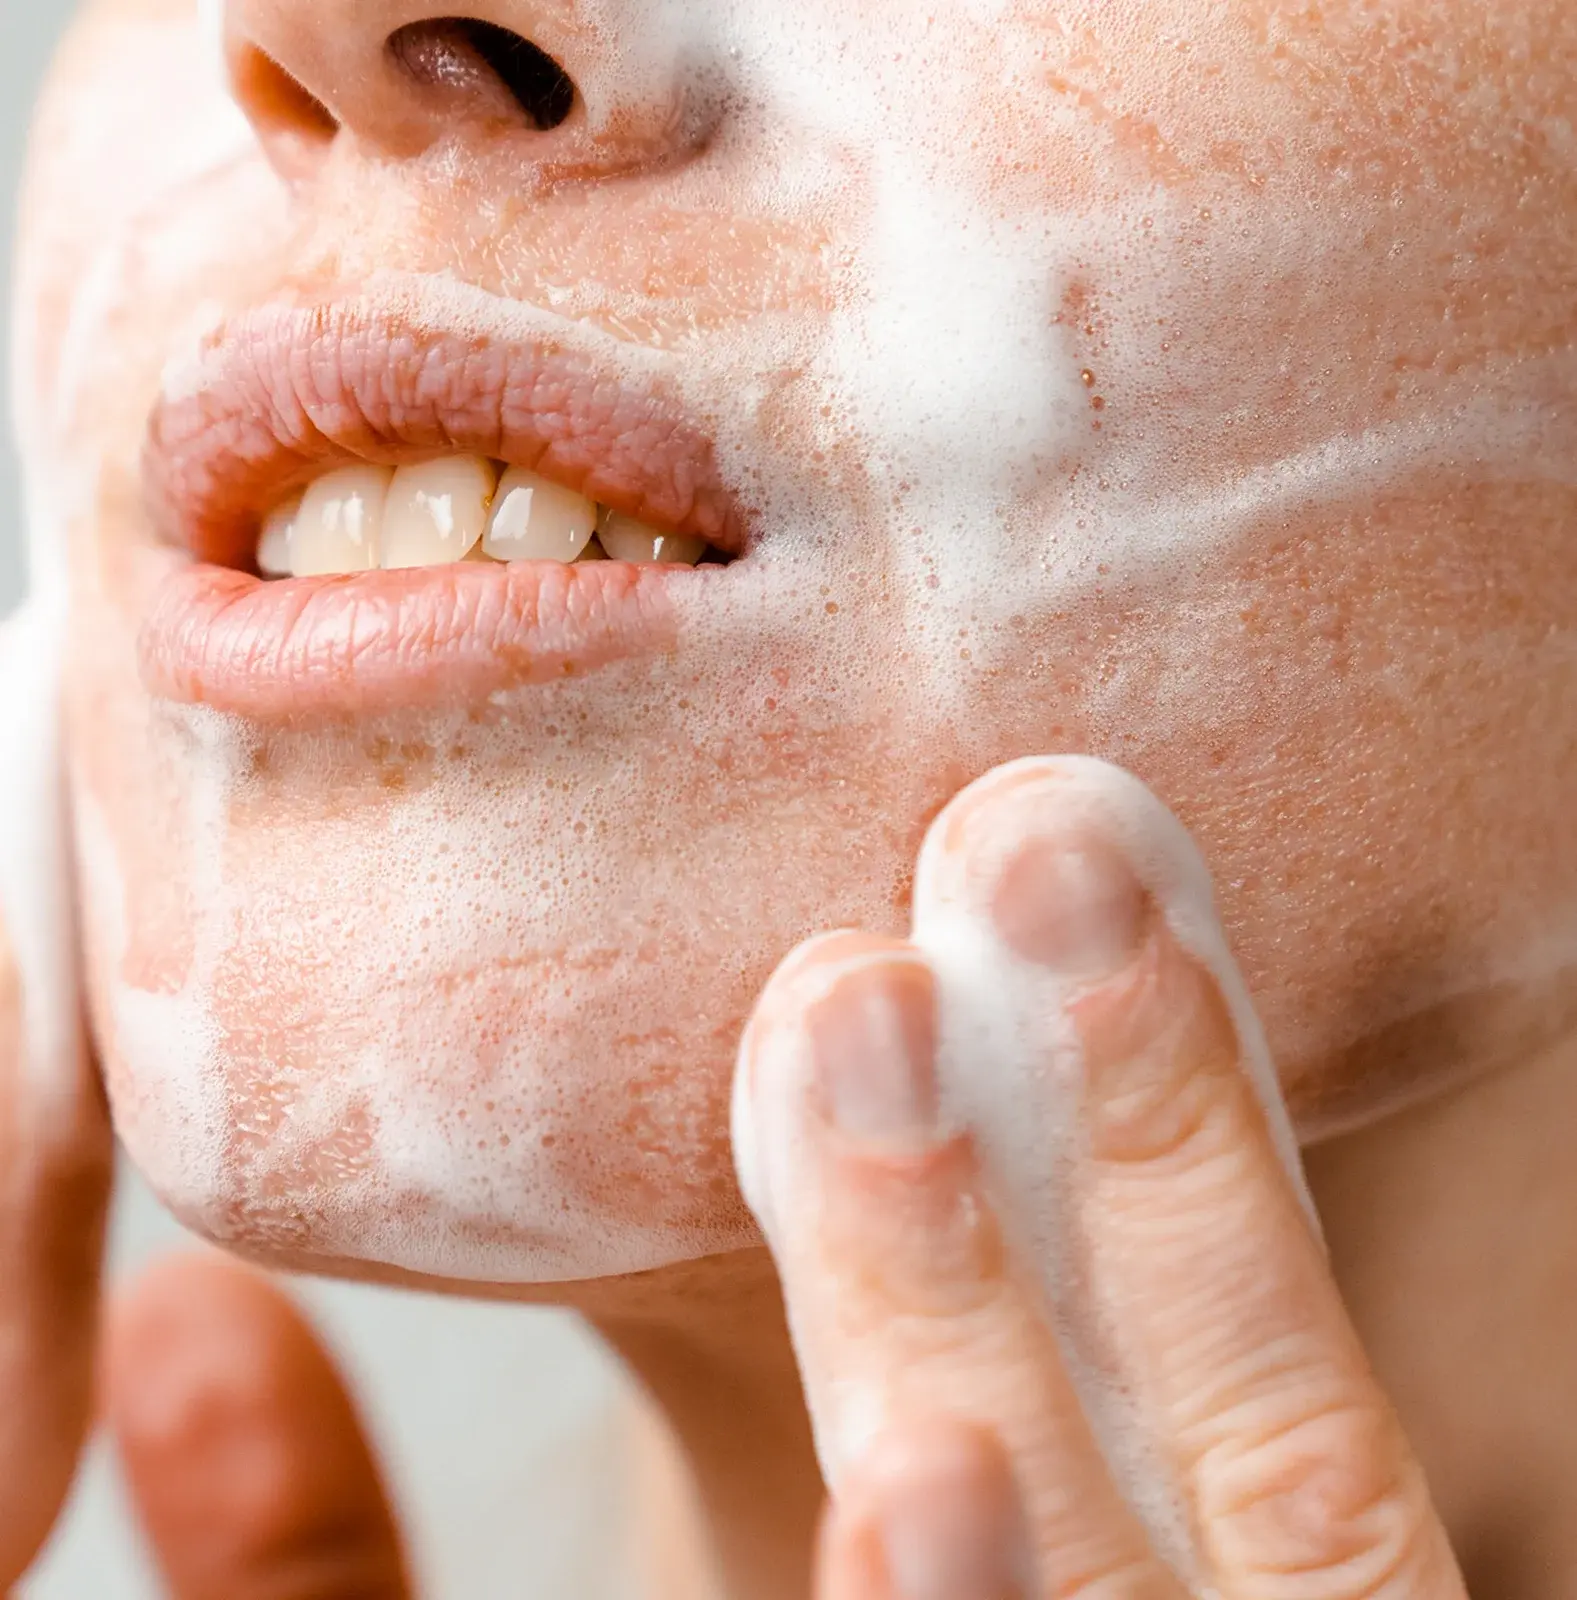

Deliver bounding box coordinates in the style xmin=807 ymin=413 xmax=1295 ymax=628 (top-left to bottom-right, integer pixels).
xmin=14 ymin=0 xmax=1577 ymax=1292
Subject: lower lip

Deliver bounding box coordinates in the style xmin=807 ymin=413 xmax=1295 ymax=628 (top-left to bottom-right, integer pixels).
xmin=139 ymin=559 xmax=689 ymax=718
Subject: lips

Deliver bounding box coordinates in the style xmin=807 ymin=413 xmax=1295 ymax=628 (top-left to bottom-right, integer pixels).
xmin=138 ymin=297 xmax=744 ymax=717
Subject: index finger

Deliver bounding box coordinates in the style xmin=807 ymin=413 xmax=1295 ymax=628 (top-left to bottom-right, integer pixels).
xmin=0 ymin=602 xmax=115 ymax=1587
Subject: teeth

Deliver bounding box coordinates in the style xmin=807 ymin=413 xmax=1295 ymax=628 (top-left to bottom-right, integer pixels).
xmin=291 ymin=465 xmax=393 ymax=577
xmin=256 ymin=493 xmax=301 ymax=577
xmin=482 ymin=468 xmax=597 ymax=563
xmin=382 ymin=455 xmax=498 ymax=570
xmin=256 ymin=458 xmax=722 ymax=578
xmin=597 ymin=512 xmax=705 ymax=566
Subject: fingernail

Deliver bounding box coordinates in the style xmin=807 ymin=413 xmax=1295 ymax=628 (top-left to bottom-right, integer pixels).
xmin=991 ymin=832 xmax=1148 ymax=977
xmin=875 ymin=1428 xmax=1035 ymax=1600
xmin=807 ymin=960 xmax=938 ymax=1144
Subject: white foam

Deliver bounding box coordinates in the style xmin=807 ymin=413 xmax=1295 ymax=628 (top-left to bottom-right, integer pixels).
xmin=195 ymin=0 xmax=228 ymax=81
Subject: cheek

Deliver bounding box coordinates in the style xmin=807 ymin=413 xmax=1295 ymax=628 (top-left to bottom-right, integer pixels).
xmin=968 ymin=478 xmax=1577 ymax=1134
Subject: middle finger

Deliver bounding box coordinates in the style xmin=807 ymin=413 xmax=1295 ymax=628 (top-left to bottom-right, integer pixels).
xmin=734 ymin=931 xmax=1178 ymax=1597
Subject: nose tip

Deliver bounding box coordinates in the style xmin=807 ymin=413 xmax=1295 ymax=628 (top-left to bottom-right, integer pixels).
xmin=225 ymin=3 xmax=674 ymax=183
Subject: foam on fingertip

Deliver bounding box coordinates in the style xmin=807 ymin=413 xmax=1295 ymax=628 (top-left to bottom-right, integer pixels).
xmin=731 ymin=932 xmax=948 ymax=1485
xmin=911 ymin=755 xmax=1313 ymax=1586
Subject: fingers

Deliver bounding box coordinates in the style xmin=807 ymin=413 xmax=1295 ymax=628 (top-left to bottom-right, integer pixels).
xmin=816 ymin=1421 xmax=1034 ymax=1600
xmin=104 ymin=1254 xmax=413 ymax=1600
xmin=744 ymin=756 xmax=1464 ymax=1597
xmin=733 ymin=931 xmax=1179 ymax=1597
xmin=913 ymin=756 xmax=1467 ymax=1598
xmin=0 ymin=603 xmax=115 ymax=1588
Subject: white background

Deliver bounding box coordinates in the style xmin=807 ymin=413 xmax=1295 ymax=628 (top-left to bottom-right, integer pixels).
xmin=2 ymin=7 xmax=635 ymax=1595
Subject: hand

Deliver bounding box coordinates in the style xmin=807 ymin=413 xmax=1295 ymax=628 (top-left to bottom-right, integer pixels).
xmin=1 ymin=939 xmax=410 ymax=1598
xmin=0 ymin=917 xmax=410 ymax=1600
xmin=1 ymin=599 xmax=410 ymax=1598
xmin=3 ymin=1229 xmax=414 ymax=1599
xmin=734 ymin=756 xmax=1470 ymax=1598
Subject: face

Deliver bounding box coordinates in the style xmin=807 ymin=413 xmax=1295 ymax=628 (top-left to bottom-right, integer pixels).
xmin=14 ymin=0 xmax=1577 ymax=1293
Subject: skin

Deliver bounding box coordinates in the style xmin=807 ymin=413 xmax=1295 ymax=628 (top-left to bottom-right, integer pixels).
xmin=5 ymin=0 xmax=1577 ymax=1593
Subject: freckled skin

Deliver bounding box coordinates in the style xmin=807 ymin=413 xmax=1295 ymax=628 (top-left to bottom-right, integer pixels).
xmin=14 ymin=0 xmax=1577 ymax=1295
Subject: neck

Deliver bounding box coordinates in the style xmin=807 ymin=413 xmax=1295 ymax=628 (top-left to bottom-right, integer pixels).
xmin=1305 ymin=1026 xmax=1577 ymax=1598
xmin=591 ymin=1248 xmax=823 ymax=1600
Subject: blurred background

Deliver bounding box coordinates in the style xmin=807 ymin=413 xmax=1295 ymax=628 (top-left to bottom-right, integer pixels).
xmin=3 ymin=7 xmax=635 ymax=1595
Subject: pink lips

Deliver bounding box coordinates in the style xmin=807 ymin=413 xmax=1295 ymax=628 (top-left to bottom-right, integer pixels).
xmin=140 ymin=559 xmax=692 ymax=719
xmin=137 ymin=298 xmax=743 ymax=718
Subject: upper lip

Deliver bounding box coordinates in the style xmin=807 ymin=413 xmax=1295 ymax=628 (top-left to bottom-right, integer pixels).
xmin=142 ymin=296 xmax=748 ymax=569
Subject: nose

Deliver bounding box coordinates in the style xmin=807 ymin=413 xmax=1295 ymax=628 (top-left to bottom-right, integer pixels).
xmin=224 ymin=0 xmax=697 ymax=182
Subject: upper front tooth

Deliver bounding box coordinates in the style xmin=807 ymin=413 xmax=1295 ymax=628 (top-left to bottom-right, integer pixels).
xmin=292 ymin=465 xmax=393 ymax=576
xmin=257 ymin=493 xmax=301 ymax=577
xmin=382 ymin=455 xmax=498 ymax=570
xmin=597 ymin=512 xmax=705 ymax=566
xmin=268 ymin=459 xmax=712 ymax=578
xmin=482 ymin=468 xmax=597 ymax=563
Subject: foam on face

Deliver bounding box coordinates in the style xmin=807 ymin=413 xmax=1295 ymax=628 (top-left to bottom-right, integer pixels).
xmin=195 ymin=0 xmax=227 ymax=74
xmin=16 ymin=1 xmax=1577 ymax=1280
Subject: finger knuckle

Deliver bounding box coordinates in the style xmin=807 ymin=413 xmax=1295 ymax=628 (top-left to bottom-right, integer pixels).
xmin=825 ymin=1142 xmax=1007 ymax=1318
xmin=1081 ymin=943 xmax=1246 ymax=1172
xmin=1085 ymin=1051 xmax=1224 ymax=1168
xmin=1198 ymin=1394 xmax=1436 ymax=1595
xmin=1048 ymin=1552 xmax=1179 ymax=1600
xmin=237 ymin=1521 xmax=409 ymax=1600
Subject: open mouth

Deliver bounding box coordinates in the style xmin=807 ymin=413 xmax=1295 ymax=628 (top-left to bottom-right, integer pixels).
xmin=137 ymin=295 xmax=746 ymax=719
xmin=256 ymin=457 xmax=731 ymax=579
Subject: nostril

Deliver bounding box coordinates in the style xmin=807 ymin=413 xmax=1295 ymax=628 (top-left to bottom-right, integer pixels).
xmin=456 ymin=21 xmax=578 ymax=130
xmin=388 ymin=19 xmax=577 ymax=132
xmin=232 ymin=45 xmax=339 ymax=173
